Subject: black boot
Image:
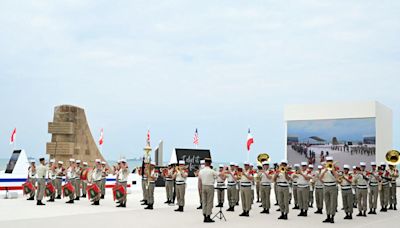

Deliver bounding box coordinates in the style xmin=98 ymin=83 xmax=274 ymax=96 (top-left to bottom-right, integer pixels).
xmin=260 ymin=209 xmax=268 ymax=214
xmin=27 ymin=196 xmax=34 ymax=201
xmin=330 ymin=215 xmax=335 ymax=223
xmin=389 ymin=204 xmax=393 ymax=210
xmin=344 ymin=213 xmax=349 ymax=219
xmin=323 ymin=215 xmax=331 ymax=223
xmin=394 ymin=205 xmax=397 ymax=210
xmin=91 ymin=200 xmax=99 ymax=205
xmin=81 ymin=194 xmax=86 ymax=198
xmin=245 ymin=211 xmax=250 ymax=217
xmin=37 ymin=200 xmax=45 ymax=206
xmin=293 ymin=204 xmax=299 ymax=209
xmin=141 ymin=200 xmax=148 ymax=205
xmin=239 ymin=211 xmax=247 ymax=216
xmin=66 ymin=199 xmax=74 ymax=204
xmin=278 ymin=212 xmax=285 ymax=219
xmin=226 ymin=207 xmax=234 ymax=212
xmin=283 ymin=213 xmax=288 ymax=220
xmin=121 ymin=202 xmax=126 ymax=208
xmin=356 ymin=211 xmax=363 ymax=216
xmin=144 ymin=204 xmax=153 ymax=210
xmin=314 ymin=208 xmax=323 ymax=214
xmin=101 ymin=194 xmax=104 ymax=199
xmin=74 ymin=196 xmax=80 ymax=201
xmin=304 ymin=210 xmax=308 ymax=216
xmin=197 ymin=204 xmax=202 ymax=209
xmin=174 ymin=206 xmax=183 ymax=212
xmin=205 ymin=215 xmax=215 ymax=223
xmin=363 ymin=211 xmax=367 ymax=217
xmin=298 ymin=209 xmax=304 ymax=216
xmin=348 ymin=213 xmax=352 ymax=220
xmin=372 ymin=208 xmax=377 ymax=214
xmin=47 ymin=198 xmax=55 ymax=202
xmin=56 ymin=195 xmax=61 ymax=199
xmin=368 ymin=209 xmax=373 ymax=214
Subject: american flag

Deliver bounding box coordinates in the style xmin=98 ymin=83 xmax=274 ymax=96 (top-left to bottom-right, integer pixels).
xmin=193 ymin=128 xmax=199 ymax=145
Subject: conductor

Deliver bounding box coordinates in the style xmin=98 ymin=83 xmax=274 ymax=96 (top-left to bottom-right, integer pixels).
xmin=198 ymin=157 xmax=218 ymax=223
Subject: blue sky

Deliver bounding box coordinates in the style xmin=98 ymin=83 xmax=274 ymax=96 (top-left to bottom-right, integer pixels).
xmin=0 ymin=1 xmax=399 ymax=163
xmin=288 ymin=118 xmax=376 ymax=142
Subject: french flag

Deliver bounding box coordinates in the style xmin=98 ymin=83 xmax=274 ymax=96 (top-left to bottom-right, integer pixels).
xmin=246 ymin=129 xmax=254 ymax=151
xmin=10 ymin=128 xmax=16 ymax=145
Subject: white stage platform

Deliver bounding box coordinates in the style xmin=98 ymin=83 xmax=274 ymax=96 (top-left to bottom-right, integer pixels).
xmin=0 ymin=187 xmax=399 ymax=228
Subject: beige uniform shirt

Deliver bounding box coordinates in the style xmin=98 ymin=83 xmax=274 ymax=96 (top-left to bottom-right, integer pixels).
xmin=36 ymin=164 xmax=48 ymax=179
xmin=199 ymin=167 xmax=217 ymax=186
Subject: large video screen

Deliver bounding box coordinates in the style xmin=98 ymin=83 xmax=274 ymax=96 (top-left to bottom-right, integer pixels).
xmin=287 ymin=118 xmax=375 ymax=168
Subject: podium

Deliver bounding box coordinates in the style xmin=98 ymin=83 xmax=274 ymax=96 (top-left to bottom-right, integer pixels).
xmin=212 ymin=187 xmax=227 ymax=221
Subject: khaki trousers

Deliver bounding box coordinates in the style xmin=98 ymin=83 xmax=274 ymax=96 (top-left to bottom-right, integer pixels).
xmin=141 ymin=179 xmax=148 ymax=201
xmin=82 ymin=181 xmax=87 ymax=196
xmin=176 ymin=184 xmax=186 ymax=207
xmin=68 ymin=179 xmax=75 ymax=200
xmin=323 ymin=185 xmax=338 ymax=216
xmin=256 ymin=182 xmax=261 ymax=201
xmin=227 ymin=185 xmax=237 ymax=207
xmin=165 ymin=180 xmax=174 ymax=201
xmin=260 ymin=185 xmax=271 ymax=209
xmin=277 ymin=186 xmax=289 ymax=214
xmin=369 ymin=185 xmax=379 ymax=209
xmin=93 ymin=181 xmax=101 ymax=201
xmin=297 ymin=186 xmax=309 ymax=210
xmin=342 ymin=189 xmax=353 ymax=214
xmin=202 ymin=185 xmax=214 ymax=216
xmin=55 ymin=178 xmax=62 ymax=197
xmin=380 ymin=184 xmax=390 ymax=207
xmin=390 ymin=183 xmax=397 ymax=205
xmin=75 ymin=179 xmax=81 ymax=197
xmin=147 ymin=183 xmax=155 ymax=204
xmin=50 ymin=179 xmax=56 ymax=199
xmin=241 ymin=186 xmax=252 ymax=212
xmin=315 ymin=188 xmax=324 ymax=209
xmin=357 ymin=188 xmax=368 ymax=211
xmin=292 ymin=185 xmax=298 ymax=205
xmin=36 ymin=178 xmax=45 ymax=201
xmin=101 ymin=178 xmax=106 ymax=195
xmin=217 ymin=187 xmax=225 ymax=204
xmin=236 ymin=183 xmax=240 ymax=204
xmin=118 ymin=182 xmax=127 ymax=204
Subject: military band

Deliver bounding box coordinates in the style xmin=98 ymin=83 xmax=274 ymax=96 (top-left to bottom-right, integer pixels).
xmin=22 ymin=155 xmax=399 ymax=225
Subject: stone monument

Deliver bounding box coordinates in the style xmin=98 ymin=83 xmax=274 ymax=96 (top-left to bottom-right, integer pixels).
xmin=46 ymin=105 xmax=107 ymax=166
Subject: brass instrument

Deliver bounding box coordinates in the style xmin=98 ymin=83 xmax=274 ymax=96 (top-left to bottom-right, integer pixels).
xmin=385 ymin=150 xmax=400 ymax=165
xmin=236 ymin=168 xmax=243 ymax=179
xmin=279 ymin=165 xmax=287 ymax=173
xmin=325 ymin=161 xmax=337 ymax=171
xmin=257 ymin=153 xmax=271 ymax=167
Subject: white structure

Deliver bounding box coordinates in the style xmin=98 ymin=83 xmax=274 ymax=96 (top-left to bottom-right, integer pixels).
xmin=284 ymin=101 xmax=393 ymax=165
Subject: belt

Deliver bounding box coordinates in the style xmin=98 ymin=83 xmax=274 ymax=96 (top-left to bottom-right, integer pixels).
xmin=315 ymin=186 xmax=324 ymax=189
xmin=341 ymin=186 xmax=352 ymax=190
xmin=176 ymin=181 xmax=185 ymax=185
xmin=357 ymin=185 xmax=368 ymax=189
xmin=324 ymin=181 xmax=336 ymax=187
xmin=261 ymin=183 xmax=271 ymax=186
xmin=298 ymin=184 xmax=309 ymax=188
xmin=165 ymin=179 xmax=173 ymax=181
xmin=241 ymin=182 xmax=251 ymax=187
xmin=370 ymin=183 xmax=378 ymax=187
xmin=382 ymin=182 xmax=389 ymax=186
xmin=228 ymin=181 xmax=236 ymax=186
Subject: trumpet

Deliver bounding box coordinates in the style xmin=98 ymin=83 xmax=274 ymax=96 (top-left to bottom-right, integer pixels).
xmin=279 ymin=165 xmax=287 ymax=173
xmin=325 ymin=161 xmax=338 ymax=171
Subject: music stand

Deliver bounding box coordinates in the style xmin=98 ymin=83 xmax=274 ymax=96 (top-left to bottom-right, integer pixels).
xmin=212 ymin=187 xmax=227 ymax=221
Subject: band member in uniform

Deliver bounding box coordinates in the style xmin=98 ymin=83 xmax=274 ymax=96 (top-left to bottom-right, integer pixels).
xmin=101 ymin=161 xmax=108 ymax=199
xmin=117 ymin=159 xmax=129 ymax=207
xmin=66 ymin=158 xmax=76 ymax=204
xmin=173 ymin=160 xmax=188 ymax=212
xmin=320 ymin=157 xmax=339 ymax=223
xmin=354 ymin=162 xmax=368 ymax=217
xmin=239 ymin=162 xmax=254 ymax=217
xmin=274 ymin=160 xmax=291 ymax=220
xmin=296 ymin=162 xmax=312 ymax=217
xmin=145 ymin=162 xmax=158 ymax=210
xmin=339 ymin=165 xmax=354 ymax=219
xmin=235 ymin=163 xmax=240 ymax=206
xmin=195 ymin=160 xmax=205 ymax=209
xmin=199 ymin=158 xmax=218 ymax=223
xmin=379 ymin=162 xmax=390 ymax=211
xmin=163 ymin=163 xmax=174 ymax=204
xmin=91 ymin=159 xmax=103 ymax=205
xmin=216 ymin=164 xmax=227 ymax=207
xmin=74 ymin=160 xmax=82 ymax=201
xmin=47 ymin=161 xmax=57 ymax=202
xmin=291 ymin=164 xmax=300 ymax=210
xmin=259 ymin=161 xmax=272 ymax=214
xmin=36 ymin=158 xmax=47 ymax=206
xmin=308 ymin=164 xmax=315 ymax=208
xmin=255 ymin=165 xmax=262 ymax=203
xmin=55 ymin=161 xmax=64 ymax=199
xmin=314 ymin=165 xmax=324 ymax=214
xmin=368 ymin=162 xmax=380 ymax=214
xmin=226 ymin=162 xmax=238 ymax=212
xmin=81 ymin=162 xmax=89 ymax=198
xmin=139 ymin=162 xmax=149 ymax=205
xmin=351 ymin=166 xmax=358 ymax=208
xmin=27 ymin=160 xmax=36 ymax=200
xmin=273 ymin=163 xmax=279 ymax=206
xmin=388 ymin=164 xmax=399 ymax=210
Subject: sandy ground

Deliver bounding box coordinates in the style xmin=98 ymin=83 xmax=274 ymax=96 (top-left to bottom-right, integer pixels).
xmin=0 ymin=186 xmax=399 ymax=228
xmin=288 ymin=146 xmax=375 ymax=167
